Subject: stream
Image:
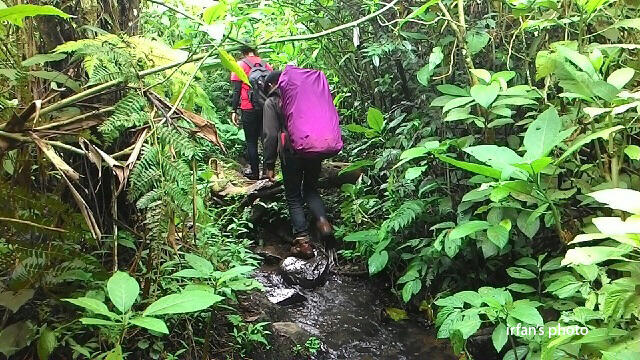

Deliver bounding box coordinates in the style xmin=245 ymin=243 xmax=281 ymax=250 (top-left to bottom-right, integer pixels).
xmin=245 ymin=229 xmax=456 ymax=360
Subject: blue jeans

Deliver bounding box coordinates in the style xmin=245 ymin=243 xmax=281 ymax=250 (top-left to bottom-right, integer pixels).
xmin=281 ymin=154 xmax=327 ymax=236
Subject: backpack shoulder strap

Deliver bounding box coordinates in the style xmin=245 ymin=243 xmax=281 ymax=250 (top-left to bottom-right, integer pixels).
xmin=242 ymin=58 xmax=256 ymax=69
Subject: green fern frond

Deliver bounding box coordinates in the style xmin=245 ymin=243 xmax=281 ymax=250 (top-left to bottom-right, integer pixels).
xmin=156 ymin=126 xmax=199 ymax=159
xmin=382 ymin=200 xmax=426 ymax=234
xmin=99 ymin=92 xmax=149 ymax=143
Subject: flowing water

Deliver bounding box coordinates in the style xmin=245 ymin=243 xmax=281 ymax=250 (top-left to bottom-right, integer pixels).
xmin=250 ymin=233 xmax=455 ymax=360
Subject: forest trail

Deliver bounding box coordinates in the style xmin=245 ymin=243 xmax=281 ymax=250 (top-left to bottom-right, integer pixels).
xmin=234 ymin=210 xmax=456 ymax=359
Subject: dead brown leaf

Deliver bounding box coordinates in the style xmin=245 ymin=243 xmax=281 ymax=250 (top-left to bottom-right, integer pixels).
xmin=31 ymin=134 xmax=81 ymax=182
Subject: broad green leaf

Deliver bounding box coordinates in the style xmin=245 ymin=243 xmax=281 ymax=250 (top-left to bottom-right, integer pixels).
xmin=62 ymin=298 xmax=118 ymax=319
xmin=0 ymin=4 xmax=70 ymax=26
xmin=573 ymin=327 xmax=627 ymax=344
xmin=556 ymin=126 xmax=624 ymax=164
xmin=219 ymin=48 xmax=249 ymax=85
xmin=535 ymin=50 xmax=555 ymax=80
xmin=445 ymin=236 xmax=462 ymax=257
xmin=105 ymin=345 xmax=123 ymax=360
xmin=466 ymin=31 xmax=490 ymax=55
xmin=589 ymin=188 xmax=640 ymax=214
xmin=456 ymin=314 xmax=482 ymax=339
xmin=454 ymin=291 xmax=482 ymax=307
xmin=173 ymin=269 xmax=207 ymax=278
xmin=0 ymin=289 xmax=35 ymax=313
xmin=339 ymin=159 xmax=374 ymax=175
xmin=344 ymin=123 xmax=369 ymax=133
xmin=487 ymin=224 xmax=509 ymax=248
xmin=400 ymin=147 xmax=429 ymax=160
xmin=37 ymin=326 xmax=57 ymax=360
xmin=470 ymin=83 xmax=499 ymax=108
xmin=470 ymin=69 xmax=491 ymax=83
xmin=385 ymin=307 xmax=409 ymax=321
xmin=184 ymin=253 xmax=214 ymax=275
xmin=449 ymin=221 xmax=490 ymax=240
xmin=625 ymin=145 xmax=640 ymax=160
xmin=492 ymin=97 xmax=537 ymax=107
xmin=367 ymin=107 xmax=384 ymax=132
xmin=107 ymin=271 xmax=139 ymax=314
xmin=507 ymin=267 xmax=537 ymax=279
xmin=202 ymin=1 xmax=227 ymax=24
xmin=491 ymin=107 xmax=512 ymax=117
xmin=607 ymin=67 xmax=635 ymax=89
xmin=417 ymin=46 xmax=444 ymax=86
xmin=216 ymin=265 xmax=255 ymax=284
xmin=492 ymin=71 xmax=516 ymax=84
xmin=492 ymin=323 xmax=508 ymax=352
xmin=143 ymin=291 xmax=223 ymax=316
xmin=21 ymin=53 xmax=66 ymax=67
xmin=583 ymin=107 xmax=610 ymax=118
xmin=507 ymin=284 xmax=537 ymax=293
xmin=612 ymin=18 xmax=640 ymax=30
xmin=405 ymin=166 xmax=427 ymax=180
xmin=463 ymin=145 xmax=523 ymax=172
xmin=368 ymin=251 xmax=389 ymax=275
xmin=444 ymin=107 xmax=474 ymax=122
xmin=510 ymin=300 xmax=543 ymax=325
xmin=436 ymin=155 xmax=501 ymax=179
xmin=556 ymin=46 xmax=598 ymax=79
xmin=589 ymin=48 xmax=604 ymax=71
xmin=562 ymin=246 xmax=631 ymax=266
xmin=517 ymin=211 xmax=540 ymax=239
xmin=0 ymin=321 xmax=36 ymax=357
xmin=129 ymin=316 xmax=169 ymax=334
xmin=523 ymin=106 xmax=574 ymax=161
xmin=401 ymin=279 xmax=421 ymax=302
xmin=442 ymin=97 xmax=474 ymax=113
xmin=437 ymin=84 xmax=468 ymax=96
xmin=29 ymin=70 xmax=80 ymax=92
xmin=397 ymin=0 xmax=439 ymax=28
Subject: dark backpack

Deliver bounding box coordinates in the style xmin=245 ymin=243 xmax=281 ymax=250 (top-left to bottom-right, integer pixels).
xmin=243 ymin=58 xmax=271 ymax=110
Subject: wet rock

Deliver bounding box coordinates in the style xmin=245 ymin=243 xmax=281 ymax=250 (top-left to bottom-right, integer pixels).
xmin=266 ymin=288 xmax=306 ymax=306
xmin=279 ymin=253 xmax=329 ymax=288
xmin=271 ymin=322 xmax=312 ymax=344
xmin=255 ymin=245 xmax=285 ymax=264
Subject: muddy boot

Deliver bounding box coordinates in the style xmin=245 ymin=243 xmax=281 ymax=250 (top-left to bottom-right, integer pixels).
xmin=290 ymin=235 xmax=314 ymax=259
xmin=316 ymin=217 xmax=338 ymax=266
xmin=243 ymin=166 xmax=259 ymax=180
xmin=316 ymin=217 xmax=336 ymax=249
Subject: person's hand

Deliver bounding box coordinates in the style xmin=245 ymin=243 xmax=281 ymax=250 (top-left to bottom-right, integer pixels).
xmin=264 ymin=169 xmax=275 ymax=182
xmin=231 ymin=112 xmax=239 ymax=127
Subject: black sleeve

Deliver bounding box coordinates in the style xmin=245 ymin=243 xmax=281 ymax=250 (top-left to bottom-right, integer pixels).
xmin=262 ymin=98 xmax=280 ymax=170
xmin=231 ymin=81 xmax=242 ymax=110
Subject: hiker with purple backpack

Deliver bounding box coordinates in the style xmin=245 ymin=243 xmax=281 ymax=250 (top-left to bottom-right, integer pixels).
xmin=262 ymin=66 xmax=343 ymax=261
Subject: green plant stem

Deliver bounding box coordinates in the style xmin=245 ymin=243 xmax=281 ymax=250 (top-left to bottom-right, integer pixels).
xmin=509 ymin=334 xmax=520 ymax=360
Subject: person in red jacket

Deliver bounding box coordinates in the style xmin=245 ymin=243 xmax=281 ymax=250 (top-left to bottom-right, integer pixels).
xmin=230 ymin=45 xmax=272 ymax=180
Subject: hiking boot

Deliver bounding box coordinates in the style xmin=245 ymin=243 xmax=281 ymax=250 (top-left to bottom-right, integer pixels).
xmin=316 ymin=217 xmax=333 ymax=237
xmin=291 ymin=235 xmax=314 ymax=259
xmin=243 ymin=166 xmax=259 ymax=180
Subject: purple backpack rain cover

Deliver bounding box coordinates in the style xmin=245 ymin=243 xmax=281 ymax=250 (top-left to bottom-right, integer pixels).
xmin=278 ymin=65 xmax=343 ymax=158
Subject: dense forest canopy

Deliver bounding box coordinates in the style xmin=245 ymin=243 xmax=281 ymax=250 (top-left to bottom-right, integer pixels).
xmin=1 ymin=0 xmax=640 ymax=359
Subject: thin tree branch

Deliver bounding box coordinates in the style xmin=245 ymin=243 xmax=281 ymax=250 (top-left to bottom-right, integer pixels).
xmin=261 ymin=0 xmax=399 ymax=44
xmin=0 ymin=216 xmax=68 ymax=233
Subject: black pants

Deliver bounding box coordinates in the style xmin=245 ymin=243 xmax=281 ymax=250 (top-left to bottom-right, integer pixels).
xmin=242 ymin=109 xmax=262 ymax=175
xmin=281 ymin=154 xmax=327 ymax=236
